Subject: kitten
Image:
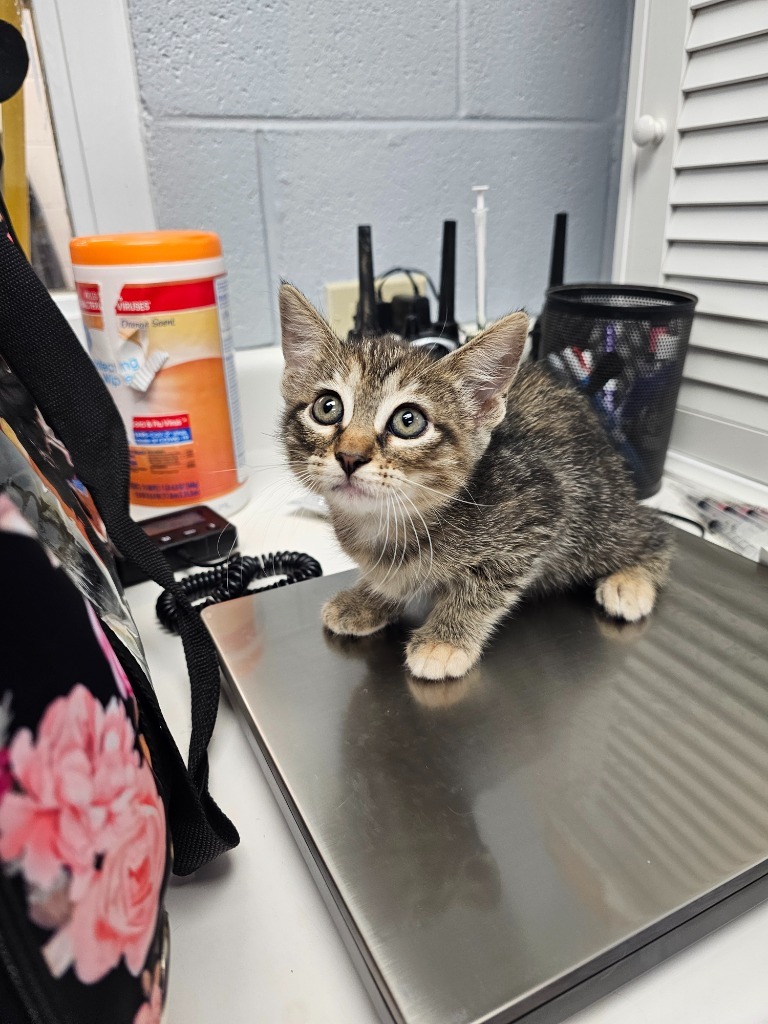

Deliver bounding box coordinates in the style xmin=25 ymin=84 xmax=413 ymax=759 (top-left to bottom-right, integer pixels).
xmin=279 ymin=283 xmax=671 ymax=681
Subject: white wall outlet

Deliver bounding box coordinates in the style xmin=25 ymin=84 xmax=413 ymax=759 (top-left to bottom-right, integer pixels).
xmin=324 ymin=273 xmax=428 ymax=338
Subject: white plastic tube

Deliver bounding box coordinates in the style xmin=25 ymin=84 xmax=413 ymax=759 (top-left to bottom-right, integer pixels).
xmin=472 ymin=185 xmax=489 ymax=330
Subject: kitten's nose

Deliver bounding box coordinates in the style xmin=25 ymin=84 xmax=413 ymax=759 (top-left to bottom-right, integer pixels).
xmin=336 ymin=451 xmax=370 ymax=479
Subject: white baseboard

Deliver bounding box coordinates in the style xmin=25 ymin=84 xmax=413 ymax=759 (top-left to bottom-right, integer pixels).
xmin=665 ymin=450 xmax=768 ymax=506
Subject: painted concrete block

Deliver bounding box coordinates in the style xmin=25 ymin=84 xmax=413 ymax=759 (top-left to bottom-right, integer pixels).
xmin=128 ymin=0 xmax=458 ymax=119
xmin=146 ymin=123 xmax=274 ymax=347
xmin=258 ymin=123 xmax=615 ymax=328
xmin=462 ymin=0 xmax=631 ymax=120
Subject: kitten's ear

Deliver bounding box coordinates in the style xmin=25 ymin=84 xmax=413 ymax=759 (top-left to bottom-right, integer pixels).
xmin=279 ymin=282 xmax=338 ymax=372
xmin=447 ymin=311 xmax=529 ymax=426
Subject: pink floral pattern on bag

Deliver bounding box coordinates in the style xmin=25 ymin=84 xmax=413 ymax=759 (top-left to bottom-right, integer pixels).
xmin=133 ymin=989 xmax=163 ymax=1024
xmin=0 ymin=684 xmax=166 ymax=986
xmin=133 ymin=965 xmax=165 ymax=1024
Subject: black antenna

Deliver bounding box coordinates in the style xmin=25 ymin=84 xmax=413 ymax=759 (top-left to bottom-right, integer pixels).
xmin=549 ymin=212 xmax=567 ymax=289
xmin=435 ymin=220 xmax=459 ymax=342
xmin=530 ymin=211 xmax=568 ymax=361
xmin=351 ymin=224 xmax=378 ymax=339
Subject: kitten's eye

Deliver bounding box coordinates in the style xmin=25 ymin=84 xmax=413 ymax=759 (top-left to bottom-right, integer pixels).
xmin=388 ymin=405 xmax=428 ymax=439
xmin=311 ymin=393 xmax=344 ymax=425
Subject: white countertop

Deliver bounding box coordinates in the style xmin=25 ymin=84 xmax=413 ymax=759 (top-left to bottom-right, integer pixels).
xmin=126 ymin=348 xmax=768 ymax=1024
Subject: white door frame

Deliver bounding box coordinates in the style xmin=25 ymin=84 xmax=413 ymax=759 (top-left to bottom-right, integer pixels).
xmin=32 ymin=0 xmax=155 ymax=238
xmin=611 ymin=0 xmax=768 ymax=491
xmin=612 ymin=0 xmax=691 ymax=284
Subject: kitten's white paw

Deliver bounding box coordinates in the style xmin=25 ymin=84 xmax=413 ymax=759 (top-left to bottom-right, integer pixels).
xmin=406 ymin=640 xmax=476 ymax=680
xmin=595 ymin=568 xmax=656 ymax=623
xmin=322 ymin=592 xmax=390 ymax=636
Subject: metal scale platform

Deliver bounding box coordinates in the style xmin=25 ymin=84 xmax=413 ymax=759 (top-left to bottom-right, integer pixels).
xmin=203 ymin=532 xmax=768 ymax=1024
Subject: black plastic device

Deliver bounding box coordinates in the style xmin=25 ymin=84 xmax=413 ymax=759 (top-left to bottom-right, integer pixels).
xmin=348 ymin=220 xmax=459 ymax=356
xmin=117 ymin=505 xmax=238 ymax=586
xmin=349 ymin=224 xmax=381 ymax=341
xmin=412 ymin=219 xmax=459 ymax=354
xmin=530 ymin=210 xmax=568 ymax=361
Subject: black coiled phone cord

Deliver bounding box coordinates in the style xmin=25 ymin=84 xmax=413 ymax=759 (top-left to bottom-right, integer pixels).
xmin=156 ymin=551 xmax=323 ymax=634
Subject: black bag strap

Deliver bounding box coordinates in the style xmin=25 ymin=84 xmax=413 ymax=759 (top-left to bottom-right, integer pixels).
xmin=0 ymin=217 xmax=238 ymax=874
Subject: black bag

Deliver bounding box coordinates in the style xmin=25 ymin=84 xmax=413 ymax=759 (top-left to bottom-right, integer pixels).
xmin=0 ymin=204 xmax=238 ymax=1020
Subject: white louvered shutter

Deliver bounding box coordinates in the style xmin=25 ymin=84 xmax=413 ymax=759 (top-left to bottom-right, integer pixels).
xmin=617 ymin=0 xmax=768 ymax=484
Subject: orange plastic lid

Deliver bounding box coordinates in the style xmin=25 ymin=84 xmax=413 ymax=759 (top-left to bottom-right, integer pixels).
xmin=70 ymin=230 xmax=222 ymax=266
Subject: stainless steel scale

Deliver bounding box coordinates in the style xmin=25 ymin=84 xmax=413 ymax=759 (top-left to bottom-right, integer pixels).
xmin=202 ymin=532 xmax=768 ymax=1024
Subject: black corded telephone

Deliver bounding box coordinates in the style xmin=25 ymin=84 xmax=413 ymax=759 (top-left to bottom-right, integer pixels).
xmin=115 ymin=504 xmax=322 ymax=632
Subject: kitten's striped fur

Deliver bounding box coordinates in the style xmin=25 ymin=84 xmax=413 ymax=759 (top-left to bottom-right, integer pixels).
xmin=279 ymin=284 xmax=671 ymax=680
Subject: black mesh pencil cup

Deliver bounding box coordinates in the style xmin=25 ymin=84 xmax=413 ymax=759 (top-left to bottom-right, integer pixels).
xmin=539 ymin=284 xmax=697 ymax=499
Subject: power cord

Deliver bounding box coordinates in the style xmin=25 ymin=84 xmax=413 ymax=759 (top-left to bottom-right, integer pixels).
xmin=156 ymin=551 xmax=323 ymax=634
xmin=657 ymin=509 xmax=706 ymax=537
xmin=376 ymin=266 xmax=440 ymax=303
xmin=376 ymin=268 xmax=419 ymax=301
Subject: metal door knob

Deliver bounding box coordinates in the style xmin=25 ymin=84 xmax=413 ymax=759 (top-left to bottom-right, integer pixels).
xmin=632 ymin=115 xmax=666 ymax=147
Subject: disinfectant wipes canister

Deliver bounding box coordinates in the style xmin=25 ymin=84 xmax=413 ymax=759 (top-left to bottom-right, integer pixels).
xmin=70 ymin=231 xmax=248 ymax=513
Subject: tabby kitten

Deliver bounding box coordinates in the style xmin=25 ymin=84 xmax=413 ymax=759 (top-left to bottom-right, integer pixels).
xmin=279 ymin=284 xmax=671 ymax=681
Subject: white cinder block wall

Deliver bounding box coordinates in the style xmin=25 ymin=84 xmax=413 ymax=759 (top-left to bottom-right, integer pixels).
xmin=126 ymin=0 xmax=634 ymax=348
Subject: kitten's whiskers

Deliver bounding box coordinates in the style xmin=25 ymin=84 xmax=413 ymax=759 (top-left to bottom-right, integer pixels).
xmin=379 ymin=491 xmax=403 ymax=586
xmin=230 ymin=467 xmax=324 ymax=566
xmin=397 ymin=486 xmax=435 ymax=592
xmin=391 ymin=491 xmax=411 ymax=577
xmin=404 ymin=477 xmax=490 ymax=509
xmin=392 ymin=488 xmax=428 ymax=591
xmin=358 ymin=489 xmax=391 ymax=582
